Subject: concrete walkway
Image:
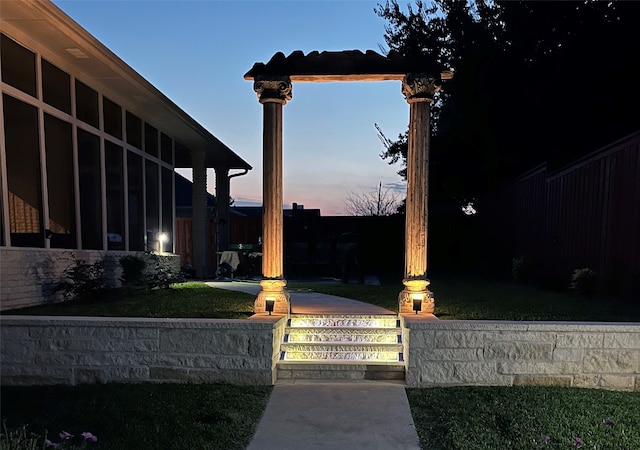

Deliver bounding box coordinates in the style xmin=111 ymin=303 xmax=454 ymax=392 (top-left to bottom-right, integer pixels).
xmin=206 ymin=280 xmax=395 ymax=315
xmin=206 ymin=280 xmax=421 ymax=450
xmin=246 ymin=380 xmax=420 ymax=450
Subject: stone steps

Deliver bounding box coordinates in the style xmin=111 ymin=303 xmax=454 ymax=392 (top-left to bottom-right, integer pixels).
xmin=285 ymin=328 xmax=401 ymax=344
xmin=277 ymin=314 xmax=405 ymax=381
xmin=289 ymin=314 xmax=400 ymax=329
xmin=277 ymin=361 xmax=406 ymax=381
xmin=280 ymin=343 xmax=404 ymax=361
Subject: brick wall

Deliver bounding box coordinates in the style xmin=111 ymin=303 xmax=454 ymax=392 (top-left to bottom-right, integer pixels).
xmin=0 ymin=248 xmax=180 ymax=311
xmin=0 ymin=316 xmax=286 ymax=385
xmin=403 ymin=317 xmax=640 ymax=391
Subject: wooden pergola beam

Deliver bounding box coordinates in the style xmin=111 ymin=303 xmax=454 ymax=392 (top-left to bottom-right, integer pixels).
xmin=244 ymin=50 xmax=452 ymax=83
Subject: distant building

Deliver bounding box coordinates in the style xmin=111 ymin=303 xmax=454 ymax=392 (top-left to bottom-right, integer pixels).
xmin=0 ymin=0 xmax=250 ymax=310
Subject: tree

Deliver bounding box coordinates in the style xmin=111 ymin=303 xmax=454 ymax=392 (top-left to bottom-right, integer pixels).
xmin=376 ymin=123 xmax=408 ymax=180
xmin=344 ymin=182 xmax=402 ymax=216
xmin=375 ymin=0 xmax=640 ymax=200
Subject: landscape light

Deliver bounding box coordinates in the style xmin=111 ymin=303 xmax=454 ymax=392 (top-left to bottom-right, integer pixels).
xmin=158 ymin=232 xmax=168 ymax=253
xmin=412 ymin=293 xmax=423 ymax=314
xmin=265 ymin=297 xmax=275 ymax=315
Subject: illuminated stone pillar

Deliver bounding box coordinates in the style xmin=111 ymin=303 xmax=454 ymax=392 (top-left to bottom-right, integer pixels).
xmin=253 ymin=76 xmax=292 ymax=315
xmin=191 ymin=151 xmax=209 ymax=279
xmin=398 ymin=74 xmax=441 ymax=314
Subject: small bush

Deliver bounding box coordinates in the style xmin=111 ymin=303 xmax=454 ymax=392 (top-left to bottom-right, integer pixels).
xmin=570 ymin=268 xmax=597 ymax=296
xmin=145 ymin=253 xmax=184 ymax=289
xmin=511 ymin=255 xmax=532 ymax=282
xmin=119 ymin=255 xmax=147 ymax=289
xmin=55 ymin=258 xmax=106 ymax=302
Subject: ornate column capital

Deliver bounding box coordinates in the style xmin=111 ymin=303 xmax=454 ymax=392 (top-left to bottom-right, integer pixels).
xmin=253 ymin=76 xmax=292 ymax=105
xmin=402 ymin=73 xmax=442 ymax=104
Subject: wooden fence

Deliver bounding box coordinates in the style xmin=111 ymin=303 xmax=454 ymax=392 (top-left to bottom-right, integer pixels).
xmin=174 ymin=217 xmax=216 ymax=271
xmin=478 ymin=131 xmax=640 ymax=300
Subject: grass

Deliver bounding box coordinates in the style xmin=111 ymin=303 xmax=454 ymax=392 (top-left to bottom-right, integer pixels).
xmin=3 ymin=384 xmax=638 ymax=450
xmin=3 ymin=275 xmax=639 ymax=322
xmin=2 ymin=282 xmax=255 ymax=319
xmin=407 ymin=386 xmax=640 ymax=449
xmin=1 ymin=277 xmax=639 ymax=449
xmin=289 ymin=274 xmax=640 ymax=321
xmin=0 ymin=383 xmax=271 ymax=450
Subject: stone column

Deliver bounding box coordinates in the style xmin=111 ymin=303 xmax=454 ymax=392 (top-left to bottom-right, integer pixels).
xmin=191 ymin=151 xmax=209 ymax=278
xmin=253 ymin=76 xmax=292 ymax=315
xmin=398 ymin=74 xmax=441 ymax=314
xmin=214 ymin=166 xmax=230 ymax=254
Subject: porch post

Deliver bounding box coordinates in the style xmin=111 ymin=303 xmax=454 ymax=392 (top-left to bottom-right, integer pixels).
xmin=398 ymin=74 xmax=441 ymax=314
xmin=191 ymin=150 xmax=210 ymax=278
xmin=253 ymin=76 xmax=292 ymax=315
xmin=214 ymin=166 xmax=231 ymax=254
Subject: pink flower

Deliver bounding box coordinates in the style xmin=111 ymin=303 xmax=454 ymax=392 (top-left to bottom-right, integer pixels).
xmin=603 ymin=418 xmax=613 ymax=425
xmin=44 ymin=439 xmax=60 ymax=448
xmin=81 ymin=431 xmax=98 ymax=442
xmin=59 ymin=431 xmax=74 ymax=440
xmin=541 ymin=435 xmax=551 ymax=444
xmin=574 ymin=437 xmax=584 ymax=447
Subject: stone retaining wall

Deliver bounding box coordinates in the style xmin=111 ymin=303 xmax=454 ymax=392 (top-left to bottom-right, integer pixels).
xmin=2 ymin=315 xmax=638 ymax=390
xmin=403 ymin=317 xmax=640 ymax=391
xmin=0 ymin=316 xmax=286 ymax=385
xmin=0 ymin=248 xmax=180 ymax=311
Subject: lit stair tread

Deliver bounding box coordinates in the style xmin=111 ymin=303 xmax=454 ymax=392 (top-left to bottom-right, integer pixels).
xmin=289 ymin=321 xmax=399 ymax=329
xmin=280 ymin=342 xmax=402 ymax=352
xmin=283 ymin=356 xmax=401 ymax=362
xmin=286 ymin=326 xmax=400 ymax=331
xmin=278 ymin=360 xmax=404 ymax=366
xmin=286 ymin=339 xmax=400 ymax=344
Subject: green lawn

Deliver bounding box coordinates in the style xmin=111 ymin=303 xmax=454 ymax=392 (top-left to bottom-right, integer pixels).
xmin=289 ymin=274 xmax=640 ymax=321
xmin=4 ymin=276 xmax=639 ymax=322
xmin=2 ymin=282 xmax=255 ymax=319
xmin=0 ymin=383 xmax=271 ymax=450
xmin=3 ymin=385 xmax=638 ymax=450
xmin=407 ymin=386 xmax=640 ymax=449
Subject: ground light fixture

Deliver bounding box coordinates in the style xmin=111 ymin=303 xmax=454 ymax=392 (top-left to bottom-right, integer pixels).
xmin=265 ymin=297 xmax=275 ymax=315
xmin=412 ymin=293 xmax=423 ymax=314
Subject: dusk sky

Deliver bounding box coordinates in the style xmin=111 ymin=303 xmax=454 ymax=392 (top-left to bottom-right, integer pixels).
xmin=52 ymin=0 xmax=415 ymax=216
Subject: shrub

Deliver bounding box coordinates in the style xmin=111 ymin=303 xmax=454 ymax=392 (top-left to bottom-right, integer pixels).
xmin=144 ymin=253 xmax=184 ymax=289
xmin=54 ymin=258 xmax=106 ymax=302
xmin=119 ymin=255 xmax=147 ymax=289
xmin=570 ymin=268 xmax=597 ymax=296
xmin=511 ymin=255 xmax=532 ymax=282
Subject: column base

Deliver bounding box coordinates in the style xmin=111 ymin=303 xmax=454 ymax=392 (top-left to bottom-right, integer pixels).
xmin=254 ymin=279 xmax=290 ymax=316
xmin=399 ymin=279 xmax=434 ymax=314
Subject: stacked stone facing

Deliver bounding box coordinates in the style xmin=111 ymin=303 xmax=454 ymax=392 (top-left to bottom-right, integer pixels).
xmin=2 ymin=315 xmax=638 ymax=390
xmin=403 ymin=318 xmax=640 ymax=391
xmin=0 ymin=316 xmax=287 ymax=385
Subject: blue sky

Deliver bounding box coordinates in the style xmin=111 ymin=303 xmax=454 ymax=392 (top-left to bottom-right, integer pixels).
xmin=53 ymin=0 xmax=411 ymax=215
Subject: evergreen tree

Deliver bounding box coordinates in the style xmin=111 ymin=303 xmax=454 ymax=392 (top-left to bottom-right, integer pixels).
xmin=376 ymin=0 xmax=640 ymax=201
